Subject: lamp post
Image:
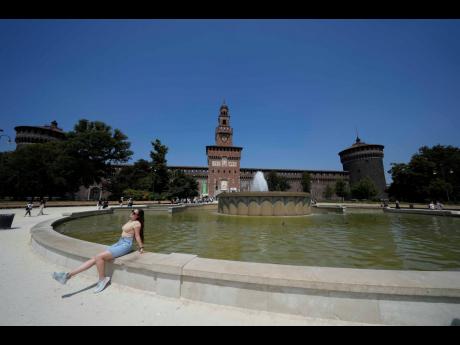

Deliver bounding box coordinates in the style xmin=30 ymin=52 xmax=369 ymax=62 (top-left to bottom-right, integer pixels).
xmin=151 ymin=167 xmax=157 ymax=202
xmin=447 ymin=169 xmax=454 ymax=202
xmin=0 ymin=129 xmax=12 ymax=146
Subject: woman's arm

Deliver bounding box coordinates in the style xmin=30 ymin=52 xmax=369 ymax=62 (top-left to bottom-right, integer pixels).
xmin=133 ymin=223 xmax=144 ymax=254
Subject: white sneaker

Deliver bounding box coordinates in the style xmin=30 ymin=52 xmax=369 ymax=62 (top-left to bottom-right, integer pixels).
xmin=94 ymin=277 xmax=111 ymax=293
xmin=52 ymin=272 xmax=70 ymax=285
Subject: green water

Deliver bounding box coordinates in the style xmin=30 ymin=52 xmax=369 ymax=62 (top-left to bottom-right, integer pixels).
xmin=55 ymin=208 xmax=460 ymax=270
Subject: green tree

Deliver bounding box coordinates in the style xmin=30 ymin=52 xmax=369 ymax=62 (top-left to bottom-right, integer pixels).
xmin=127 ymin=159 xmax=152 ymax=190
xmin=387 ymin=163 xmax=413 ymax=201
xmin=278 ymin=176 xmax=290 ymax=191
xmin=267 ymin=171 xmax=290 ymax=191
xmin=0 ymin=142 xmax=78 ymax=199
xmin=108 ymin=159 xmax=152 ymax=200
xmin=335 ymin=178 xmax=349 ymax=201
xmin=65 ymin=119 xmax=133 ymax=188
xmin=107 ymin=165 xmax=134 ymax=200
xmin=301 ymin=172 xmax=311 ymax=193
xmin=150 ymin=139 xmax=170 ymax=199
xmin=324 ymin=184 xmax=334 ymax=200
xmin=167 ymin=171 xmax=199 ymax=201
xmin=427 ymin=179 xmax=453 ymax=202
xmin=122 ymin=188 xmax=151 ymax=201
xmin=0 ymin=151 xmax=14 ymax=197
xmin=266 ymin=171 xmax=277 ymax=191
xmin=0 ymin=119 xmax=133 ymax=200
xmin=388 ymin=145 xmax=460 ymax=202
xmin=351 ymin=177 xmax=378 ymax=200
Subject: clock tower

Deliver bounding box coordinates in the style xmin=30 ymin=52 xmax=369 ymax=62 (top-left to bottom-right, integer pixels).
xmin=215 ymin=102 xmax=233 ymax=146
xmin=206 ymin=102 xmax=242 ymax=197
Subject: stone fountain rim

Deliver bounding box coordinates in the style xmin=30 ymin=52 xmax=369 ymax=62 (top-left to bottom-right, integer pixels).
xmin=218 ymin=192 xmax=310 ymax=197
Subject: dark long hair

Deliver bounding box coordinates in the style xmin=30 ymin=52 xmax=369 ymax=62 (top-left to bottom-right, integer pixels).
xmin=134 ymin=209 xmax=145 ymax=242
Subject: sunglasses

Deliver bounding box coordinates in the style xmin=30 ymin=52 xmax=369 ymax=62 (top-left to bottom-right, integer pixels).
xmin=131 ymin=210 xmax=139 ymax=215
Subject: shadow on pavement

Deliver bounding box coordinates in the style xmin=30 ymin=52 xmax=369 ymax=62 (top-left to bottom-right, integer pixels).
xmin=62 ymin=283 xmax=99 ymax=298
xmin=451 ymin=318 xmax=460 ymax=326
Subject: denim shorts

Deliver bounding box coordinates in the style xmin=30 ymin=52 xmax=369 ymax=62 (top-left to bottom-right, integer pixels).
xmin=108 ymin=237 xmax=134 ymax=258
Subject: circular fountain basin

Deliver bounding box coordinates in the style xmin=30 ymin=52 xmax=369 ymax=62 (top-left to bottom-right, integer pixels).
xmin=218 ymin=192 xmax=311 ymax=216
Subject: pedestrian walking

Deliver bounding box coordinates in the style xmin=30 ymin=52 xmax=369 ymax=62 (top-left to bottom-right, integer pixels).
xmin=37 ymin=198 xmax=46 ymax=216
xmin=24 ymin=201 xmax=33 ymax=217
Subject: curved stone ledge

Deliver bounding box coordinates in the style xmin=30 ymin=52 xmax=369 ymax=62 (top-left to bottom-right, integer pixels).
xmin=218 ymin=192 xmax=311 ymax=216
xmin=384 ymin=207 xmax=459 ymax=217
xmin=169 ymin=203 xmax=218 ymax=214
xmin=30 ymin=211 xmax=460 ymax=325
xmin=313 ymin=205 xmax=346 ymax=213
xmin=61 ymin=209 xmax=114 ymax=218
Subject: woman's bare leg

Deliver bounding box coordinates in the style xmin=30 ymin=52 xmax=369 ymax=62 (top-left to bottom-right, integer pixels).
xmin=68 ymin=257 xmax=96 ymax=278
xmin=68 ymin=250 xmax=112 ymax=279
xmin=95 ymin=251 xmax=113 ymax=280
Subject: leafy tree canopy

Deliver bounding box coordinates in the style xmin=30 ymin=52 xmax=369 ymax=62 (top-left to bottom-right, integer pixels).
xmin=167 ymin=171 xmax=199 ymax=200
xmin=351 ymin=177 xmax=378 ymax=200
xmin=267 ymin=171 xmax=290 ymax=192
xmin=388 ymin=145 xmax=460 ymax=202
xmin=150 ymin=139 xmax=170 ymax=196
xmin=65 ymin=119 xmax=133 ymax=187
xmin=0 ymin=119 xmax=132 ymax=199
xmin=335 ymin=178 xmax=349 ymax=200
xmin=301 ymin=172 xmax=311 ymax=193
xmin=324 ymin=184 xmax=334 ymax=200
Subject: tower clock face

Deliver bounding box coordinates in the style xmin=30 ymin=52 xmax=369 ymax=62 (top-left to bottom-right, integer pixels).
xmin=221 ymin=135 xmax=228 ymax=142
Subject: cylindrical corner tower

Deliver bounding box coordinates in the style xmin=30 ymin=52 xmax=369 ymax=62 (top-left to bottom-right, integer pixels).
xmin=338 ymin=137 xmax=387 ymax=199
xmin=14 ymin=121 xmax=66 ymax=150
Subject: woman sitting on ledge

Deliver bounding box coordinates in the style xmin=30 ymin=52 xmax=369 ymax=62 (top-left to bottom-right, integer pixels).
xmin=52 ymin=209 xmax=145 ymax=293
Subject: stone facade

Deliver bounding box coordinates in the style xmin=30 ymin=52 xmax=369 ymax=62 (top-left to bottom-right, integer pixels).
xmin=338 ymin=137 xmax=387 ymax=199
xmin=240 ymin=168 xmax=348 ymax=201
xmin=166 ymin=166 xmax=348 ymax=201
xmin=14 ymin=106 xmax=386 ymax=201
xmin=206 ymin=103 xmax=242 ymax=197
xmin=14 ymin=121 xmax=66 ymax=149
xmin=65 ymin=103 xmax=352 ymax=201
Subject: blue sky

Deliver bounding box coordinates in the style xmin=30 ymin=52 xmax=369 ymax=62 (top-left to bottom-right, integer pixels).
xmin=1 ymin=19 xmax=459 ymax=182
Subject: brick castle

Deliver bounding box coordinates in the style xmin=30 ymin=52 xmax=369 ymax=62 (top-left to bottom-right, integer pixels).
xmin=14 ymin=103 xmax=387 ymax=201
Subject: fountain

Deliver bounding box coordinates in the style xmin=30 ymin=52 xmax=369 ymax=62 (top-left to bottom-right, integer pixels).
xmin=218 ymin=171 xmax=311 ymax=216
xmin=250 ymin=171 xmax=269 ymax=192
